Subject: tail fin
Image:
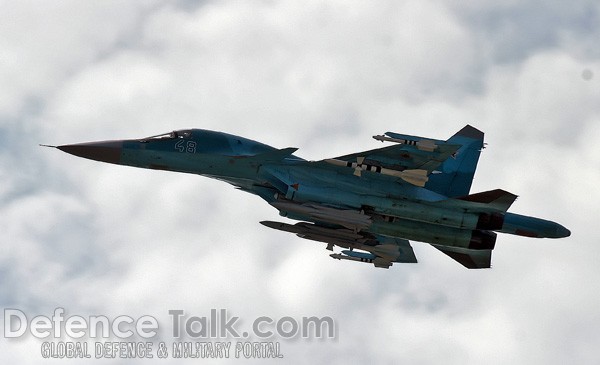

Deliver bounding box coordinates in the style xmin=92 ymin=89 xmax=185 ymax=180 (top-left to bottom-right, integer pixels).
xmin=425 ymin=125 xmax=484 ymax=197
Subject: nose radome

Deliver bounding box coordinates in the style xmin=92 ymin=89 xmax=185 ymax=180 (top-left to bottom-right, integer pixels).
xmin=555 ymin=225 xmax=571 ymax=238
xmin=57 ymin=141 xmax=123 ymax=164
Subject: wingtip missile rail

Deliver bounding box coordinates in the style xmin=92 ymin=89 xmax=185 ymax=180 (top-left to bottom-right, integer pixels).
xmin=373 ymin=134 xmax=438 ymax=152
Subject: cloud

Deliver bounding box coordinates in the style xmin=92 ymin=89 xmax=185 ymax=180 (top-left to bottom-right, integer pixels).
xmin=1 ymin=1 xmax=600 ymax=364
xmin=448 ymin=1 xmax=600 ymax=62
xmin=0 ymin=1 xmax=164 ymax=121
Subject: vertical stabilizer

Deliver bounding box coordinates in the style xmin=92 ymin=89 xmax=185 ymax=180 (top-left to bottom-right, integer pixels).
xmin=425 ymin=125 xmax=484 ymax=197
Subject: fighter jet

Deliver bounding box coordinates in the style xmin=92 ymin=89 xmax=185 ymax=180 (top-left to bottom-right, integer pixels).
xmin=44 ymin=125 xmax=570 ymax=269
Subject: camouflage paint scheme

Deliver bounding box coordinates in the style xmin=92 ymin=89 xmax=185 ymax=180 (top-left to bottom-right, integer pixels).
xmin=48 ymin=126 xmax=570 ymax=269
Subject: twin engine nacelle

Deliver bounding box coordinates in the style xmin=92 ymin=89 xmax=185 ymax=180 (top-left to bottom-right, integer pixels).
xmin=469 ymin=230 xmax=497 ymax=250
xmin=476 ymin=212 xmax=505 ymax=231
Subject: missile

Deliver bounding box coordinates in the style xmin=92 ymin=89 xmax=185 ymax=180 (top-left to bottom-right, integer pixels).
xmin=260 ymin=220 xmax=304 ymax=234
xmin=329 ymin=253 xmax=392 ymax=268
xmin=259 ymin=220 xmax=354 ymax=240
xmin=294 ymin=222 xmax=366 ymax=241
xmin=341 ymin=250 xmax=376 ymax=260
xmin=270 ymin=200 xmax=372 ymax=231
xmin=372 ymin=135 xmax=438 ymax=152
xmin=324 ymin=158 xmax=429 ymax=187
xmin=330 ymin=253 xmax=372 ymax=263
xmin=259 ymin=220 xmax=375 ymax=249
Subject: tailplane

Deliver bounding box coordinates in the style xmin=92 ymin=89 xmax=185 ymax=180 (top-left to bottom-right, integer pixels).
xmin=457 ymin=188 xmax=518 ymax=212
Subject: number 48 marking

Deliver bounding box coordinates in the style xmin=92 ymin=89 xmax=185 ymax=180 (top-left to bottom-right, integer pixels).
xmin=175 ymin=140 xmax=197 ymax=153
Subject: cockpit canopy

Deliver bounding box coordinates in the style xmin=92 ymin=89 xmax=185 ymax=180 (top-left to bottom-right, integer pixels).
xmin=140 ymin=130 xmax=193 ymax=142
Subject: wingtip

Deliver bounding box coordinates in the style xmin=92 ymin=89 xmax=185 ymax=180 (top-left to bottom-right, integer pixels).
xmin=39 ymin=144 xmax=57 ymax=148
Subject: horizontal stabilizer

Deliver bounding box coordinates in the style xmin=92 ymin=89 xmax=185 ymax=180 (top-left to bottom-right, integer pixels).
xmin=457 ymin=189 xmax=518 ymax=212
xmin=431 ymin=245 xmax=492 ymax=269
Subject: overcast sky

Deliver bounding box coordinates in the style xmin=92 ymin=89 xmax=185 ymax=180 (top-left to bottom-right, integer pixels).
xmin=1 ymin=1 xmax=599 ymax=364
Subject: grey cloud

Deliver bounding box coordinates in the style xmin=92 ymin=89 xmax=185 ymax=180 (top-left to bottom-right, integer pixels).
xmin=450 ymin=1 xmax=600 ymax=62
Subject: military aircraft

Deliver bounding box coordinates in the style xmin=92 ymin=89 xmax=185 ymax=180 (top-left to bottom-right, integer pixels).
xmin=44 ymin=125 xmax=570 ymax=269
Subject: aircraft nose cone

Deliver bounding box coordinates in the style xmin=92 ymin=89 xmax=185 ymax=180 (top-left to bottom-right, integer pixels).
xmin=555 ymin=224 xmax=571 ymax=238
xmin=57 ymin=141 xmax=123 ymax=164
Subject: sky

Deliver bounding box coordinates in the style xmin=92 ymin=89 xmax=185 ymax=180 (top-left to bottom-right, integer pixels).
xmin=1 ymin=0 xmax=599 ymax=363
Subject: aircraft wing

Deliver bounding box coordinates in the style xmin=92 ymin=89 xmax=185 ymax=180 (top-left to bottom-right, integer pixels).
xmin=260 ymin=220 xmax=417 ymax=269
xmin=324 ymin=142 xmax=461 ymax=174
xmin=260 ymin=218 xmax=495 ymax=269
